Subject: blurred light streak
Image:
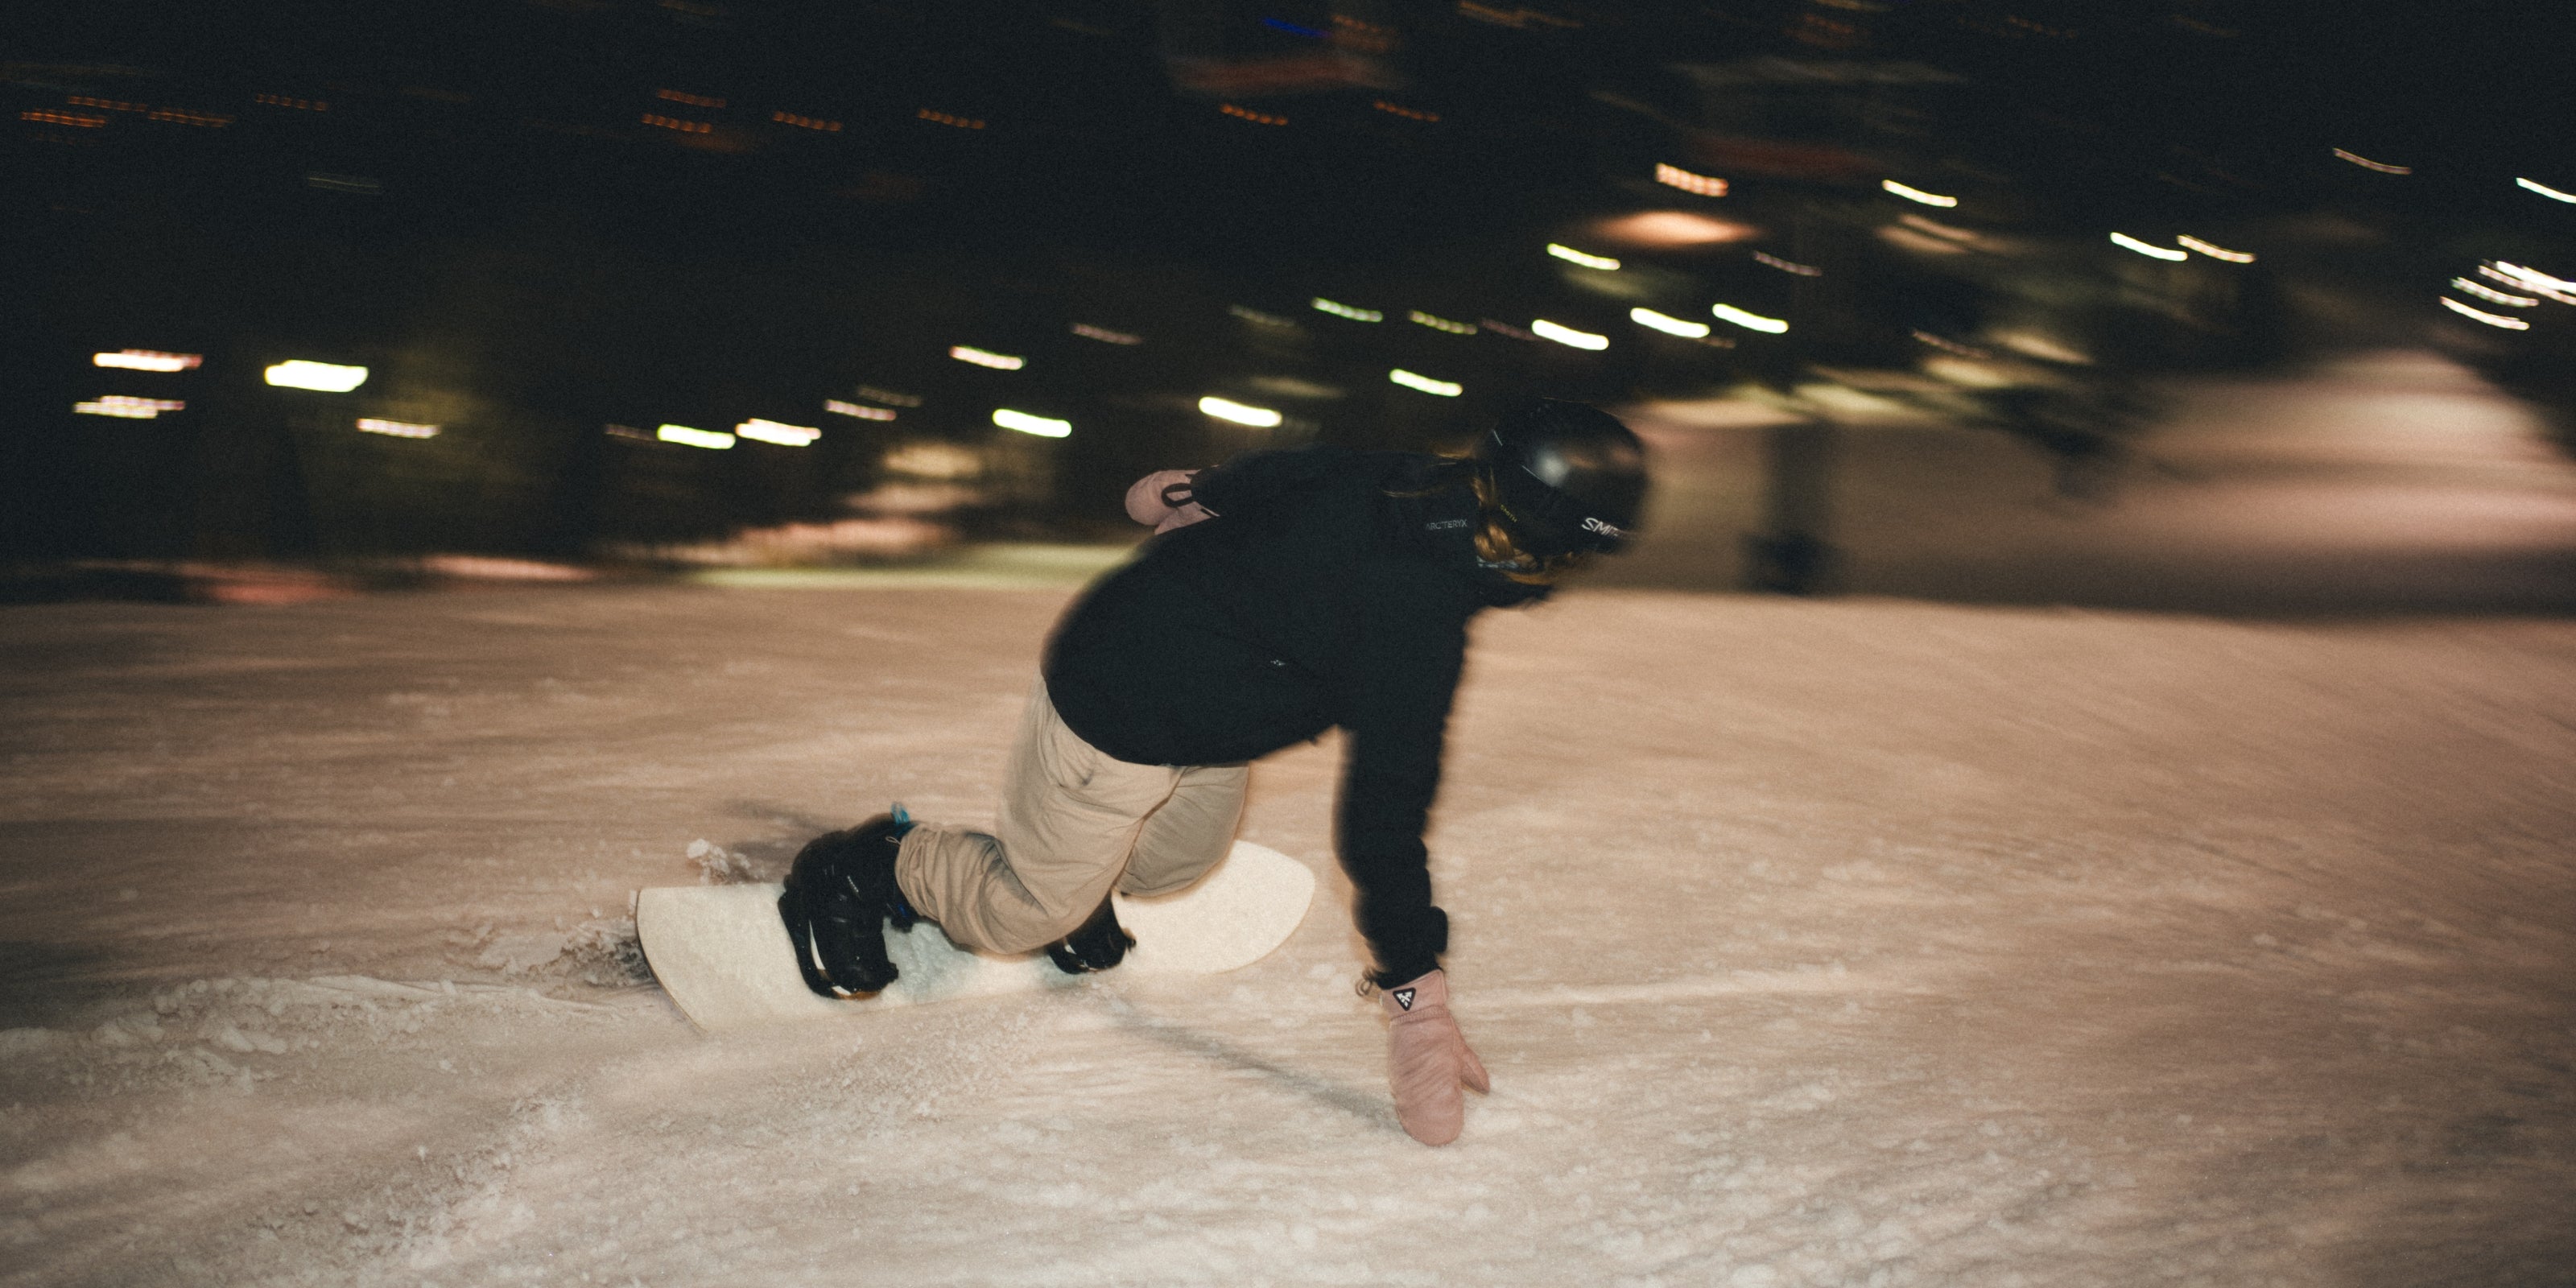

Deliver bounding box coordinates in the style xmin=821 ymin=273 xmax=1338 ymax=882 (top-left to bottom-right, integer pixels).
xmin=1071 ymin=324 xmax=1142 ymax=345
xmin=1388 ymin=369 xmax=1463 ymax=397
xmin=66 ymin=97 xmax=147 ymax=113
xmin=1591 ymin=211 xmax=1755 ymax=248
xmin=1218 ymin=103 xmax=1286 ymax=126
xmin=657 ymin=423 xmax=736 ymax=449
xmin=1880 ymin=180 xmax=1957 ymax=207
xmin=1900 ymin=213 xmax=1977 ymax=242
xmin=605 ymin=424 xmax=657 ymax=441
xmin=1479 ymin=319 xmax=1535 ymax=341
xmin=1709 ymin=303 xmax=1788 ymax=334
xmin=75 ymin=396 xmax=184 ymax=419
xmin=2482 ymin=262 xmax=2576 ymax=304
xmin=252 ymin=93 xmax=328 ymax=111
xmin=356 ymin=418 xmax=439 ymax=439
xmin=306 ymin=173 xmax=382 ymax=193
xmin=1993 ymin=331 xmax=2091 ymax=365
xmin=950 ymin=346 xmax=1025 ymax=370
xmin=2109 ymin=233 xmax=2188 ymax=262
xmin=1655 ymin=163 xmax=1728 ymax=196
xmin=2331 ymin=148 xmax=2409 ymax=174
xmin=736 ymin=419 xmax=820 ymax=446
xmin=1199 ymin=396 xmax=1282 ymax=427
xmin=1531 ymin=319 xmax=1609 ymax=349
xmin=1373 ymin=101 xmax=1439 ymax=122
xmin=1408 ymin=311 xmax=1476 ymax=334
xmin=1910 ymin=330 xmax=1988 ymax=358
xmin=992 ymin=409 xmax=1071 ymax=438
xmin=147 ymin=108 xmax=230 ymax=126
xmin=264 ymin=361 xmax=368 ymax=392
xmin=94 ymin=350 xmax=201 ymax=372
xmin=1754 ymin=252 xmax=1822 ymax=276
xmin=1229 ymin=305 xmax=1298 ymax=328
xmin=2177 ymin=235 xmax=2256 ymax=263
xmin=2440 ymin=297 xmax=2530 ymax=330
xmin=1546 ymin=244 xmax=1621 ymax=270
xmin=641 ymin=114 xmax=712 ymax=134
xmin=856 ymin=386 xmax=923 ymax=407
xmin=655 ymin=89 xmax=726 ymax=107
xmin=826 ymin=400 xmax=898 ymax=420
xmin=1311 ymin=298 xmax=1383 ymax=322
xmin=2518 ymin=177 xmax=2576 ymax=203
xmin=919 ymin=109 xmax=987 ymax=130
xmin=1262 ymin=17 xmax=1327 ymax=37
xmin=2452 ymin=278 xmax=2537 ymax=308
xmin=1630 ymin=308 xmax=1711 ymax=338
xmin=773 ymin=111 xmax=842 ymax=132
xmin=23 ymin=109 xmax=107 ymax=128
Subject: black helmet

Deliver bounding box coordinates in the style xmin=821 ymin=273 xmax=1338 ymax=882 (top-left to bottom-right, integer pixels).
xmin=1474 ymin=398 xmax=1649 ymax=557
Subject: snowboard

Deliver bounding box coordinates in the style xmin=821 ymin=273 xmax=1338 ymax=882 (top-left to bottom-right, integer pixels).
xmin=635 ymin=840 xmax=1316 ymax=1034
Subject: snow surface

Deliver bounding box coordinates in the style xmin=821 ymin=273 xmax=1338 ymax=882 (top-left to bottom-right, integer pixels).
xmin=5 ymin=572 xmax=2573 ymax=1288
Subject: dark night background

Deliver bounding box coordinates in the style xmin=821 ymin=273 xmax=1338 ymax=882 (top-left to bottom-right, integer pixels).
xmin=6 ymin=0 xmax=2574 ymax=575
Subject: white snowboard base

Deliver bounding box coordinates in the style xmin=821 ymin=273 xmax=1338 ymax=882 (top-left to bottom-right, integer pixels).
xmin=635 ymin=840 xmax=1315 ymax=1034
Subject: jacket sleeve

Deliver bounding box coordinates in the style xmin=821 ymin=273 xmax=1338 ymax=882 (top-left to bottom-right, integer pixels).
xmin=1335 ymin=562 xmax=1472 ymax=987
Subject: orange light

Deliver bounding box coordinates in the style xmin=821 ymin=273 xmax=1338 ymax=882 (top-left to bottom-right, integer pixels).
xmin=66 ymin=97 xmax=147 ymax=113
xmin=918 ymin=109 xmax=987 ymax=130
xmin=1372 ymin=101 xmax=1439 ymax=122
xmin=252 ymin=93 xmax=328 ymax=111
xmin=146 ymin=108 xmax=231 ymax=127
xmin=22 ymin=109 xmax=106 ymax=128
xmin=641 ymin=114 xmax=713 ymax=134
xmin=772 ymin=110 xmax=843 ymax=132
xmin=655 ymin=89 xmax=727 ymax=108
xmin=1218 ymin=103 xmax=1288 ymax=126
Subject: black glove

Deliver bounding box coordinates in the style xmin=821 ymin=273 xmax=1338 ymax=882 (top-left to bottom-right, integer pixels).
xmin=1045 ymin=897 xmax=1136 ymax=975
xmin=778 ymin=815 xmax=911 ymax=997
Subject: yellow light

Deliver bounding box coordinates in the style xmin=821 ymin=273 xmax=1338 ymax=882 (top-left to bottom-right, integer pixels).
xmin=93 ymin=349 xmax=202 ymax=372
xmin=2440 ymin=297 xmax=2530 ymax=330
xmin=1071 ymin=324 xmax=1141 ymax=345
xmin=949 ymin=345 xmax=1025 ymax=370
xmin=736 ymin=419 xmax=820 ymax=446
xmin=356 ymin=418 xmax=440 ymax=439
xmin=2332 ymin=148 xmax=2410 ymax=175
xmin=2518 ymin=177 xmax=2576 ymax=204
xmin=992 ymin=408 xmax=1071 ymax=438
xmin=1546 ymin=243 xmax=1621 ymax=270
xmin=1198 ymin=396 xmax=1282 ymax=427
xmin=1654 ymin=163 xmax=1728 ymax=196
xmin=74 ymin=396 xmax=184 ymax=419
xmin=657 ymin=423 xmax=736 ymax=449
xmin=2451 ymin=278 xmax=2537 ymax=308
xmin=1709 ymin=303 xmax=1788 ymax=334
xmin=1407 ymin=311 xmax=1476 ymax=334
xmin=1388 ymin=369 xmax=1462 ymax=397
xmin=1899 ymin=213 xmax=1977 ymax=242
xmin=1880 ymin=180 xmax=1958 ymax=208
xmin=2109 ymin=233 xmax=2188 ymax=262
xmin=1531 ymin=319 xmax=1609 ymax=349
xmin=263 ymin=360 xmax=368 ymax=392
xmin=1629 ymin=308 xmax=1710 ymax=338
xmin=2176 ymin=235 xmax=2256 ymax=263
xmin=826 ymin=400 xmax=898 ymax=420
xmin=1311 ymin=298 xmax=1382 ymax=321
xmin=1753 ymin=252 xmax=1822 ymax=277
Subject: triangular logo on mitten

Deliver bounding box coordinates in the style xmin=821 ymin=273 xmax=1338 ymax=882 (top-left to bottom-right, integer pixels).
xmin=1392 ymin=988 xmax=1416 ymax=1011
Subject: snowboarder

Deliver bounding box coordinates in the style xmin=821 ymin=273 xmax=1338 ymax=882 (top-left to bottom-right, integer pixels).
xmin=778 ymin=398 xmax=1650 ymax=1144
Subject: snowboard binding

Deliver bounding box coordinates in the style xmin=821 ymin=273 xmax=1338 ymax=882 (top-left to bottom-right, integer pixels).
xmin=778 ymin=807 xmax=919 ymax=997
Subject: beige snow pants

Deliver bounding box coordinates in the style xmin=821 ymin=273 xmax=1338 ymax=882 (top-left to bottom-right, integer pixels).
xmin=892 ymin=683 xmax=1249 ymax=954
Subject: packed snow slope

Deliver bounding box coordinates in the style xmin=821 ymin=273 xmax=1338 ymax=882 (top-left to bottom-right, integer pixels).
xmin=2 ymin=583 xmax=2571 ymax=1288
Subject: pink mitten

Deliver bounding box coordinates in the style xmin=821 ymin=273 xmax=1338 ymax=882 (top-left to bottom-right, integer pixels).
xmin=1381 ymin=969 xmax=1490 ymax=1145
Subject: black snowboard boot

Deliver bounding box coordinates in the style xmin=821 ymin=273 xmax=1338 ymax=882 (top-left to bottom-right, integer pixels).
xmin=778 ymin=808 xmax=919 ymax=997
xmin=1045 ymin=896 xmax=1136 ymax=975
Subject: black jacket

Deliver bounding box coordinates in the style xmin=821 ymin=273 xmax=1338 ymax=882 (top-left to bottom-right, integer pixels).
xmin=1043 ymin=446 xmax=1541 ymax=985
